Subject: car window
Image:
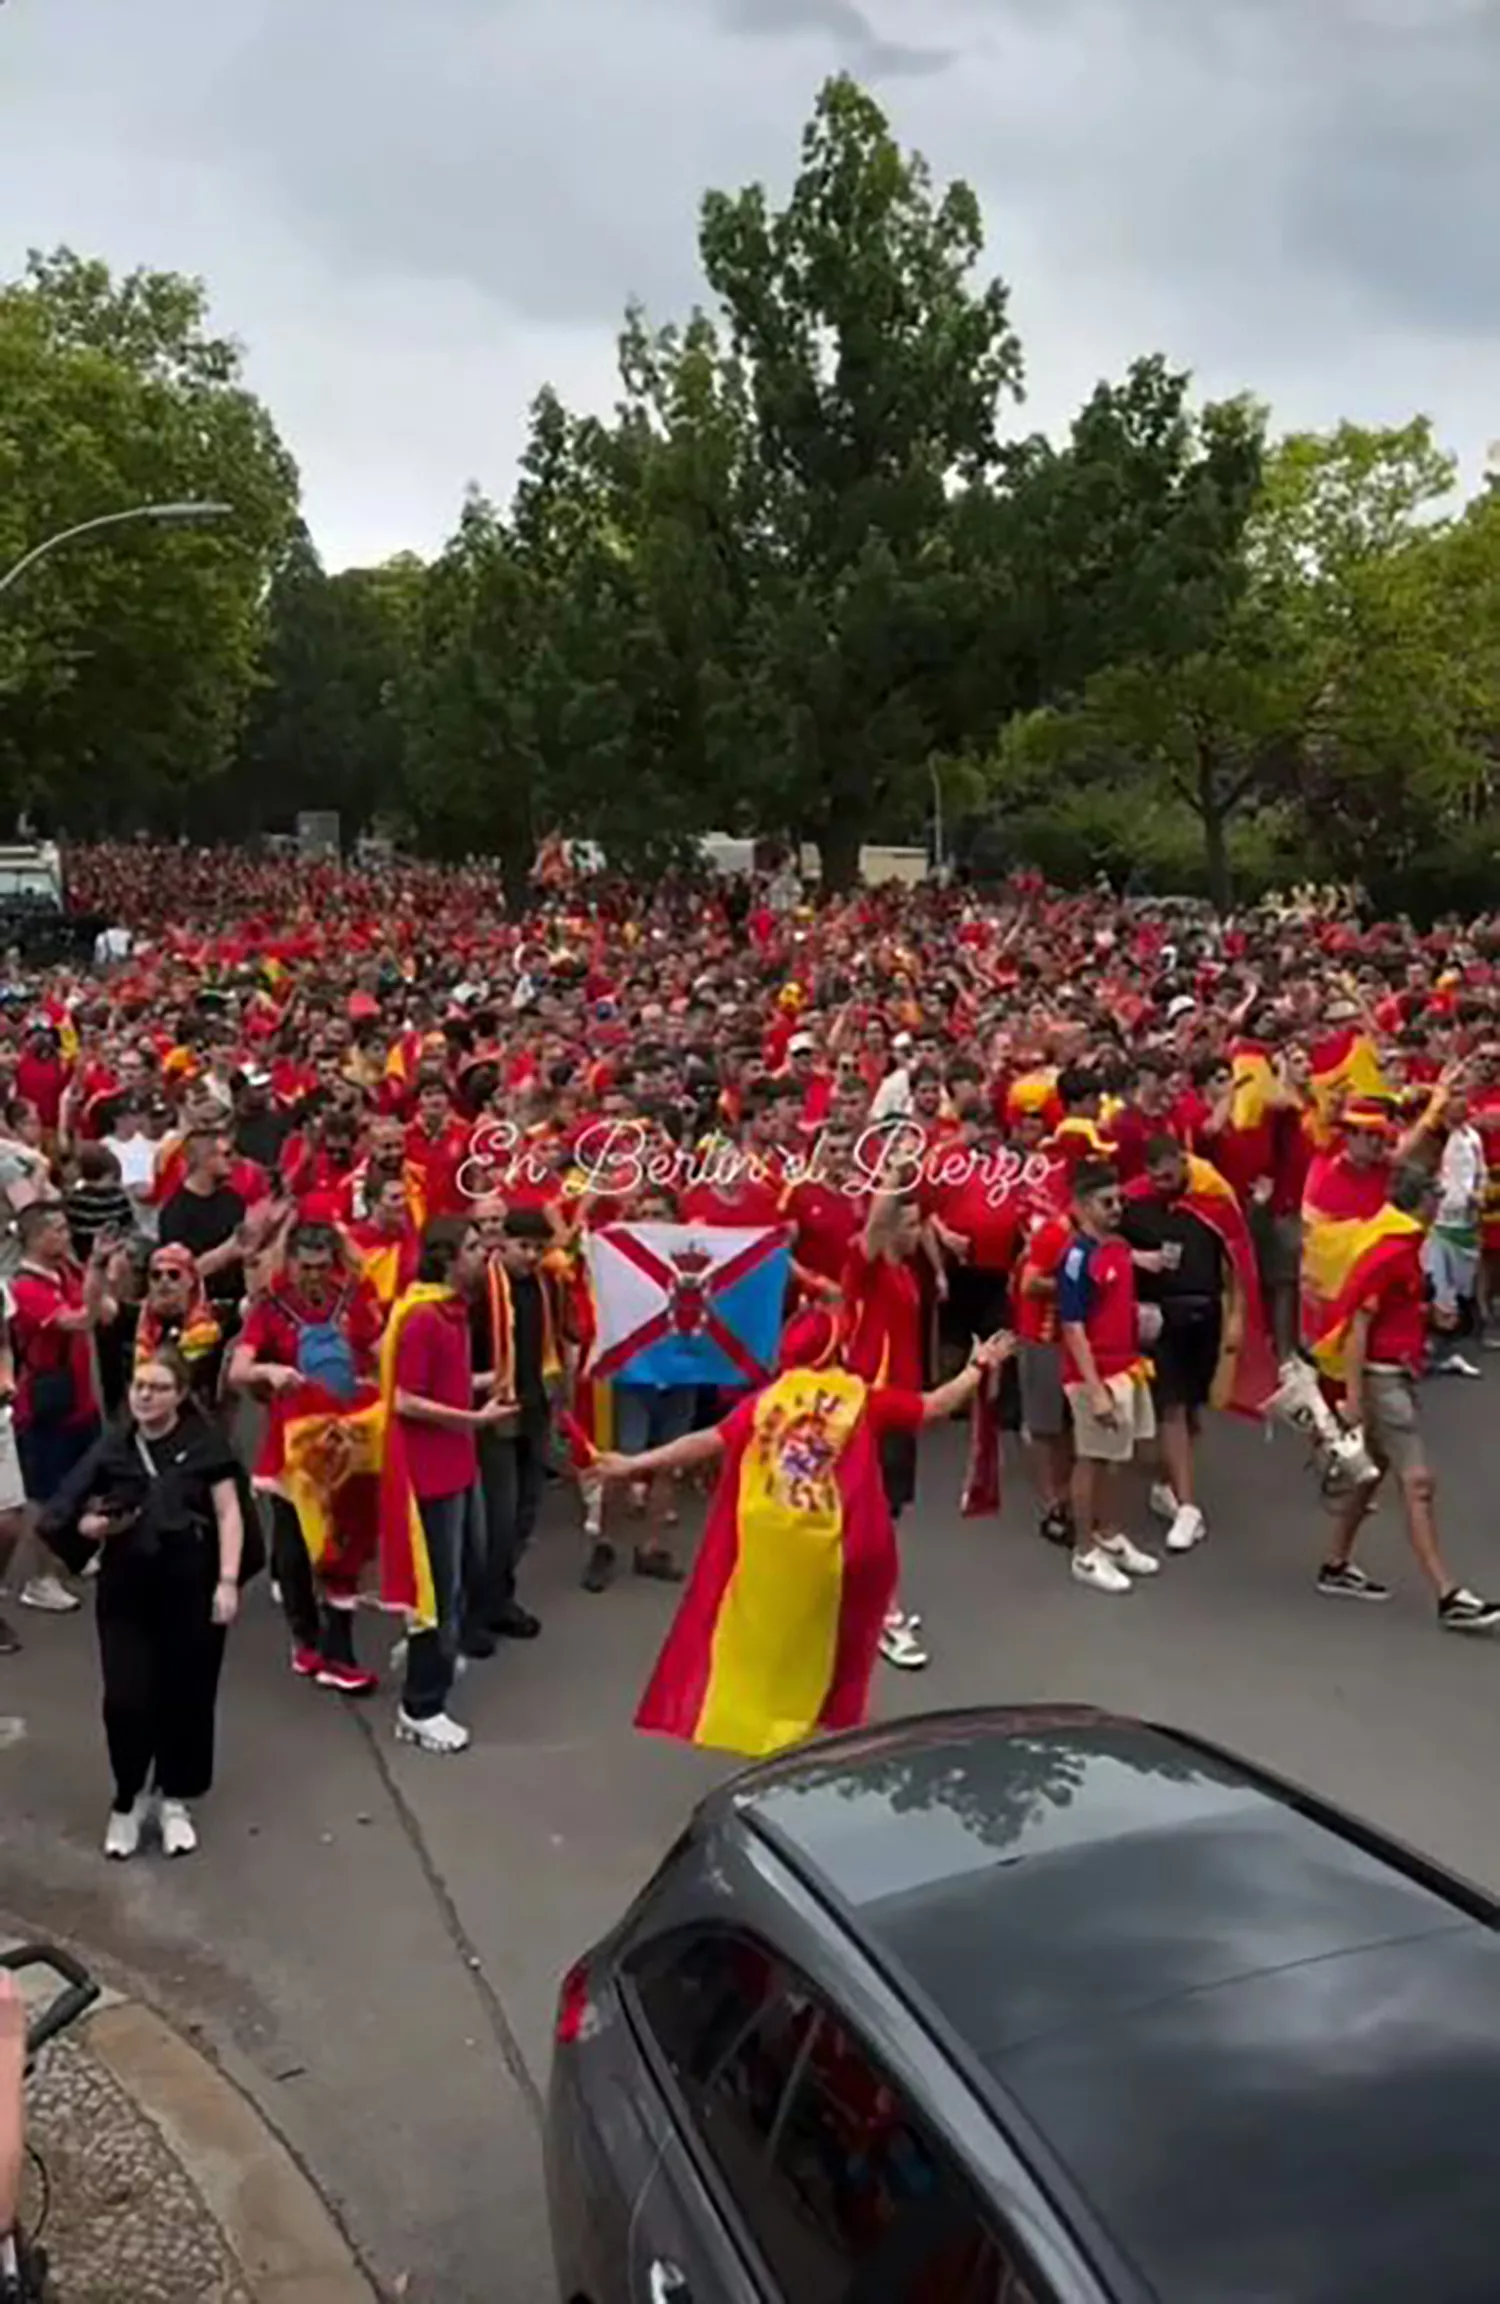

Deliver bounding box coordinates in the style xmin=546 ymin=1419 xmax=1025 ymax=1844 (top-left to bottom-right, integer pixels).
xmin=629 ymin=1930 xmax=1051 ymax=2304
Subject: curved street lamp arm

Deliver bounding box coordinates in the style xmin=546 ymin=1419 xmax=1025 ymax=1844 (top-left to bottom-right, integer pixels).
xmin=0 ymin=503 xmax=233 ymax=601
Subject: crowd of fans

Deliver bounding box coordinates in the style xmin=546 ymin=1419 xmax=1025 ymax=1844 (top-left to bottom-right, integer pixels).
xmin=0 ymin=839 xmax=1496 ymax=1853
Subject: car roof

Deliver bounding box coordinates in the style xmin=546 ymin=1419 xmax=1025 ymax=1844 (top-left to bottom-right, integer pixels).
xmin=724 ymin=1707 xmax=1500 ymax=2302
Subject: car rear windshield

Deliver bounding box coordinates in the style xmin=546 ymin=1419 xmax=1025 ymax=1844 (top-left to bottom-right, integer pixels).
xmin=749 ymin=1728 xmax=1500 ymax=2300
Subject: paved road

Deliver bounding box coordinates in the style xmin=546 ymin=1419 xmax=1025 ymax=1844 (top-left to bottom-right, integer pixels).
xmin=4 ymin=1378 xmax=1499 ymax=2301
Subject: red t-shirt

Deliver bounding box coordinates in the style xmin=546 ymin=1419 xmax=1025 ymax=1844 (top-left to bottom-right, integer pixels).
xmin=1015 ymin=1215 xmax=1071 ymax=1345
xmin=1057 ymin=1233 xmax=1139 ymax=1383
xmin=1107 ymin=1106 xmax=1178 ymax=1185
xmin=1271 ymin=1108 xmax=1315 ymax=1219
xmin=10 ymin=1264 xmax=98 ymax=1431
xmin=786 ymin=1181 xmax=861 ymax=1287
xmin=1363 ymin=1236 xmax=1427 ymax=1374
xmin=16 ymin=1053 xmax=69 ymax=1130
xmin=404 ymin=1122 xmax=471 ymax=1220
xmin=680 ymin=1177 xmax=784 ymax=1230
xmin=840 ymin=1245 xmax=924 ymax=1390
xmin=926 ymin=1165 xmax=1025 ymax=1275
xmin=394 ymin=1294 xmax=477 ymax=1499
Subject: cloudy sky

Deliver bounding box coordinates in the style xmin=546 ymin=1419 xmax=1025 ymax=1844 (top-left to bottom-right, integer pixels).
xmin=4 ymin=0 xmax=1495 ymax=568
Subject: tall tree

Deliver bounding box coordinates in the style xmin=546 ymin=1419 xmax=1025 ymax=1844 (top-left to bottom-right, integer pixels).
xmin=0 ymin=248 xmax=300 ymax=832
xmin=696 ymin=73 xmax=1024 ymax=885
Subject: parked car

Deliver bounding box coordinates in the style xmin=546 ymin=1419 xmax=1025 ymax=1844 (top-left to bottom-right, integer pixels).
xmin=546 ymin=1703 xmax=1500 ymax=2303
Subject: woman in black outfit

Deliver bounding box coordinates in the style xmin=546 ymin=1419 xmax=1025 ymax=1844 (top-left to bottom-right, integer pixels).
xmin=39 ymin=1350 xmax=245 ymax=1861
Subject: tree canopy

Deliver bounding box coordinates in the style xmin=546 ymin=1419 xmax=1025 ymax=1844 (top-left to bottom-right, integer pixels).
xmin=7 ymin=81 xmax=1500 ymax=913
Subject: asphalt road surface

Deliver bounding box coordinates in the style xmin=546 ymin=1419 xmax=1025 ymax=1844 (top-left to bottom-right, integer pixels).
xmin=4 ymin=1380 xmax=1499 ymax=2301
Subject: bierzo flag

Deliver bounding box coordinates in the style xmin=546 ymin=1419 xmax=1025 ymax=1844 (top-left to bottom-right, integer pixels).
xmin=584 ymin=1221 xmax=792 ymax=1389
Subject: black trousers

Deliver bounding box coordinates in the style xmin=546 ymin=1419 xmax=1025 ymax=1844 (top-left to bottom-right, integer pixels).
xmin=97 ymin=1567 xmax=226 ymax=1807
xmin=267 ymin=1496 xmax=358 ymax=1663
xmin=470 ymin=1426 xmax=545 ymax=1628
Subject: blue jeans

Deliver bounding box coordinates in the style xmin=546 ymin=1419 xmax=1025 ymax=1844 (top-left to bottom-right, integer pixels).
xmin=614 ymin=1385 xmax=697 ymax=1458
xmin=402 ymin=1482 xmax=482 ymax=1720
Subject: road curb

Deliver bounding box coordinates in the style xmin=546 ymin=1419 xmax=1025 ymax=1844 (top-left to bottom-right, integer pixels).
xmin=82 ymin=1999 xmax=379 ymax=2303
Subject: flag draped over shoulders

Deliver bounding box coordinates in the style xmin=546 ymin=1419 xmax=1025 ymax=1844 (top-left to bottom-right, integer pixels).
xmin=1310 ymin=1209 xmax=1424 ymax=1383
xmin=376 ymin=1284 xmax=447 ymax=1626
xmin=1126 ymin=1155 xmax=1278 ymax=1415
xmin=1301 ymin=1148 xmax=1390 ymax=1346
xmin=635 ymin=1365 xmax=898 ymax=1759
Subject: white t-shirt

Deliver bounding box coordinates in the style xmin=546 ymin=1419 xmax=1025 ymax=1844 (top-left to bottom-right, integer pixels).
xmin=104 ymin=1132 xmax=156 ymax=1195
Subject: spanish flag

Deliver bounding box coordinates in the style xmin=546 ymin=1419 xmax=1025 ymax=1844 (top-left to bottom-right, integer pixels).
xmin=1230 ymin=1040 xmax=1277 ymax=1132
xmin=376 ymin=1285 xmax=447 ymax=1625
xmin=1300 ymin=1123 xmax=1394 ymax=1347
xmin=280 ymin=1378 xmax=384 ymax=1595
xmin=1308 ymin=1027 xmax=1390 ymax=1141
xmin=1178 ymin=1156 xmax=1278 ymax=1415
xmin=1310 ymin=1208 xmax=1424 ymax=1383
xmin=635 ymin=1358 xmax=898 ymax=1758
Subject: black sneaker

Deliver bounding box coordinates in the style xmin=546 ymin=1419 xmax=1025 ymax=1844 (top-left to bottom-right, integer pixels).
xmin=1038 ymin=1505 xmax=1073 ymax=1550
xmin=634 ymin=1546 xmax=685 ymax=1585
xmin=582 ymin=1541 xmax=616 ymax=1594
xmin=461 ymin=1629 xmax=498 ymax=1660
xmin=1317 ymin=1562 xmax=1391 ymax=1602
xmin=1438 ymin=1587 xmax=1500 ymax=1634
xmin=492 ymin=1602 xmax=541 ymax=1641
xmin=0 ymin=1614 xmax=20 ymax=1657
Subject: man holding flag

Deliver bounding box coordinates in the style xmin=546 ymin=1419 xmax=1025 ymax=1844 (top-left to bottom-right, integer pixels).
xmin=1310 ymin=1165 xmax=1499 ymax=1633
xmin=1123 ymin=1135 xmax=1277 ymax=1556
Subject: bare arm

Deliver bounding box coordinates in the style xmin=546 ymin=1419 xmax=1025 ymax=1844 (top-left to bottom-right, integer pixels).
xmin=1062 ymin=1320 xmax=1113 ymax=1416
xmin=211 ymin=1476 xmax=244 ymax=1586
xmin=593 ymin=1425 xmax=725 ymax=1483
xmin=1343 ymin=1305 xmax=1372 ymax=1428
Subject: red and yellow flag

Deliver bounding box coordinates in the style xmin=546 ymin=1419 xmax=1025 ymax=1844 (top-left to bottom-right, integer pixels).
xmin=1310 ymin=1209 xmax=1423 ymax=1383
xmin=1308 ymin=1027 xmax=1389 ymax=1143
xmin=280 ymin=1379 xmax=384 ymax=1595
xmin=376 ymin=1284 xmax=446 ymax=1626
xmin=1300 ymin=1149 xmax=1391 ymax=1348
xmin=1125 ymin=1155 xmax=1278 ymax=1416
xmin=635 ymin=1366 xmax=898 ymax=1758
xmin=1230 ymin=1041 xmax=1276 ymax=1133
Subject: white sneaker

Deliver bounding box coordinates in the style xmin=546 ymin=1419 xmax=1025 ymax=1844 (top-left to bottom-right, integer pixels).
xmin=1099 ymin=1532 xmax=1161 ymax=1578
xmin=1148 ymin=1482 xmax=1179 ymax=1524
xmin=879 ymin=1614 xmax=929 ymax=1670
xmin=104 ymin=1797 xmax=148 ymax=1860
xmin=157 ymin=1798 xmax=198 ymax=1856
xmin=20 ymin=1574 xmax=80 ymax=1614
xmin=395 ymin=1708 xmax=470 ymax=1754
xmin=1165 ymin=1503 xmax=1207 ymax=1553
xmin=1071 ymin=1546 xmax=1133 ymax=1595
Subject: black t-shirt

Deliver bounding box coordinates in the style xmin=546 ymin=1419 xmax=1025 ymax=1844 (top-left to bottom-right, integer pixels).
xmin=234 ymin=1108 xmax=292 ymax=1172
xmin=158 ymin=1184 xmax=247 ymax=1305
xmin=1121 ymin=1193 xmax=1226 ymax=1306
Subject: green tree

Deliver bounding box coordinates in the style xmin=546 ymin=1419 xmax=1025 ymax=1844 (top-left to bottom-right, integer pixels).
xmin=994 ymin=417 xmax=1473 ymax=909
xmin=695 ymin=73 xmax=1024 ymax=885
xmin=0 ymin=248 xmax=300 ymax=832
xmin=221 ymin=533 xmax=422 ymax=840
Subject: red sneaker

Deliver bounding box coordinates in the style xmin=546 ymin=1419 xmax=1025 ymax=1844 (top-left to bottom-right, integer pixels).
xmin=315 ymin=1659 xmax=379 ymax=1698
xmin=291 ymin=1645 xmax=323 ymax=1679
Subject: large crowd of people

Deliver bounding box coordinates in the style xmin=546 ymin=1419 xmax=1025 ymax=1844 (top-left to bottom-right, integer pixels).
xmin=1 ymin=839 xmax=1497 ymax=1855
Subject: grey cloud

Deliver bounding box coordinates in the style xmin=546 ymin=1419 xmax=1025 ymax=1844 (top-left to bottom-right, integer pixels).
xmin=720 ymin=0 xmax=954 ymax=78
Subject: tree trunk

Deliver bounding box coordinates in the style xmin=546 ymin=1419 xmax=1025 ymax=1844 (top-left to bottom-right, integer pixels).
xmin=499 ymin=834 xmax=533 ymax=916
xmin=816 ymin=815 xmax=863 ymax=894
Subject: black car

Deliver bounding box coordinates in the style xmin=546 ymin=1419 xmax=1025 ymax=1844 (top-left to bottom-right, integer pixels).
xmin=546 ymin=1704 xmax=1500 ymax=2303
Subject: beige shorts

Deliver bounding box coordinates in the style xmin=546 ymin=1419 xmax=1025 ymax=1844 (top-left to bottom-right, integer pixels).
xmin=1066 ymin=1371 xmax=1157 ymax=1464
xmin=1362 ymin=1365 xmax=1426 ymax=1479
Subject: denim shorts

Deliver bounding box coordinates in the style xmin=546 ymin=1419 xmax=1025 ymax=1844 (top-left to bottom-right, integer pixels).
xmin=614 ymin=1384 xmax=699 ymax=1458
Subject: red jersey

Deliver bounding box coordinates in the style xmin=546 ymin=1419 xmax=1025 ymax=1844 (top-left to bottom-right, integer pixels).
xmin=785 ymin=1179 xmax=861 ymax=1287
xmin=404 ymin=1120 xmax=471 ymax=1220
xmin=10 ymin=1263 xmax=98 ymax=1431
xmin=16 ymin=1052 xmax=69 ymax=1131
xmin=1363 ymin=1234 xmax=1428 ymax=1374
xmin=1057 ymin=1232 xmax=1139 ymax=1383
xmin=239 ymin=1280 xmax=385 ymax=1479
xmin=1014 ymin=1214 xmax=1071 ymax=1344
xmin=840 ymin=1244 xmax=923 ymax=1390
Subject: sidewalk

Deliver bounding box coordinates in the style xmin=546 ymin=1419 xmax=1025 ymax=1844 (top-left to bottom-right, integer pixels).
xmin=8 ymin=1933 xmax=376 ymax=2304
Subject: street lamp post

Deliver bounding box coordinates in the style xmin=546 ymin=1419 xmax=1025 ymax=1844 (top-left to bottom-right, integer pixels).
xmin=0 ymin=501 xmax=234 ymax=600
